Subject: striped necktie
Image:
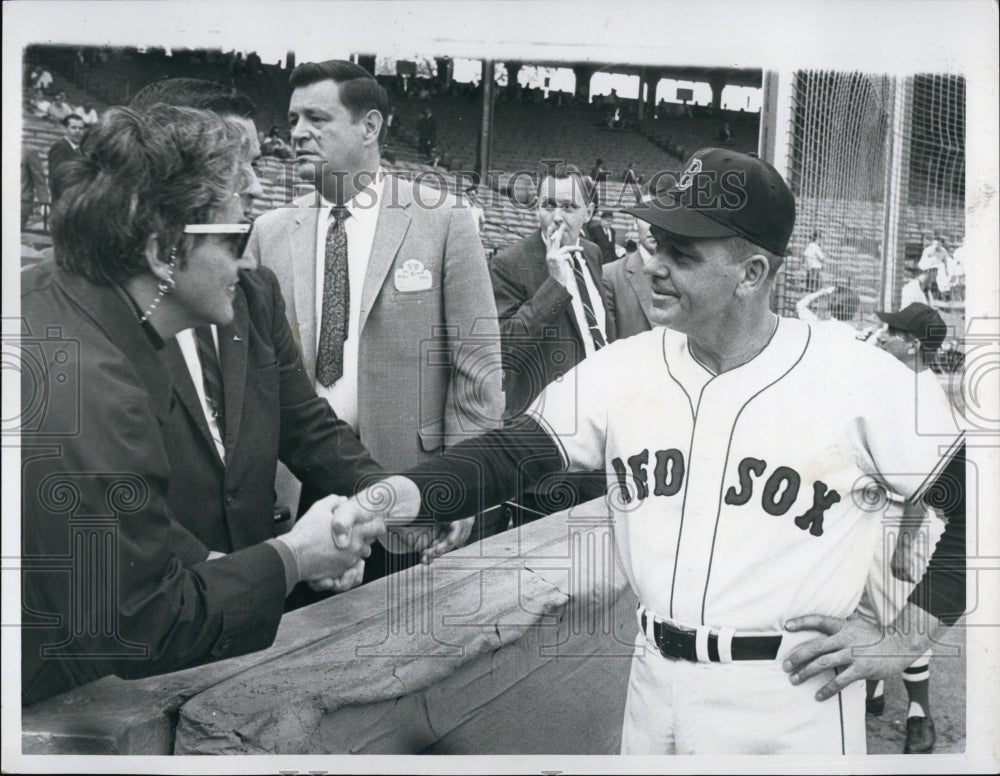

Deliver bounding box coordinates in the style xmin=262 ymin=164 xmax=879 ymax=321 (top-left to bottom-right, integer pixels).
xmin=316 ymin=206 xmax=350 ymax=387
xmin=194 ymin=326 xmax=226 ymax=440
xmin=570 ymin=253 xmax=606 ymax=350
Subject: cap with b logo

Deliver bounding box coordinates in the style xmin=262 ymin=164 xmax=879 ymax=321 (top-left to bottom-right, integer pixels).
xmin=625 ymin=148 xmax=796 ymax=256
xmin=876 ymin=303 xmax=948 ymax=352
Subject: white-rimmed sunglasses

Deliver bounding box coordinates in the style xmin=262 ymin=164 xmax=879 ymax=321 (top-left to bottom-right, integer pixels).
xmin=183 ymin=223 xmax=253 ymax=256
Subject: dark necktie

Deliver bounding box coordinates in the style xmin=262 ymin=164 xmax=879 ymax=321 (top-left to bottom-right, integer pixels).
xmin=194 ymin=326 xmax=226 ymax=440
xmin=316 ymin=207 xmax=350 ymax=387
xmin=570 ymin=253 xmax=606 ymax=350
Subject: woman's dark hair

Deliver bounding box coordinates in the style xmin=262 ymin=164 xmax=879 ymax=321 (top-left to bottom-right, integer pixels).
xmin=129 ymin=77 xmax=256 ymax=117
xmin=52 ymin=105 xmax=242 ymax=285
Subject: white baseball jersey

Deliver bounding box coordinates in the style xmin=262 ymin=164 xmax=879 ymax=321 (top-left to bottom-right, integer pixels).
xmin=858 ymin=367 xmax=958 ymax=628
xmin=528 ymin=317 xmax=962 ymax=633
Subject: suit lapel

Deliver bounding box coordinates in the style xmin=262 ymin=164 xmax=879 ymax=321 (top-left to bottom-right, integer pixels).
xmin=54 ymin=272 xmax=172 ymax=423
xmin=531 ymin=232 xmax=584 ymax=344
xmin=582 ymin=242 xmax=605 ymax=301
xmin=218 ymin=285 xmax=250 ymax=457
xmin=582 ymin=240 xmax=614 ymax=335
xmin=527 ymin=231 xmax=550 ymax=292
xmin=161 ymin=338 xmax=223 ymax=467
xmin=290 ymin=198 xmax=319 ymax=377
xmin=360 ymin=178 xmax=411 ymax=334
xmin=627 ymin=250 xmax=654 ymax=326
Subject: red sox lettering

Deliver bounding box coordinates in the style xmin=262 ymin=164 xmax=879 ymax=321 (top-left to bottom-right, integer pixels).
xmin=611 ymin=450 xmax=842 ymax=536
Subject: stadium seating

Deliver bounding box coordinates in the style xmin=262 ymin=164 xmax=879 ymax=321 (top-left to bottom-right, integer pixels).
xmin=21 ymin=45 xmax=965 ymax=330
xmin=638 ymin=109 xmax=759 ymax=160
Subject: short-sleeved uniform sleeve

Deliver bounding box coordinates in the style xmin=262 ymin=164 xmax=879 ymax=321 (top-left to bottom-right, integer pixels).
xmin=524 ymin=340 xmax=630 ymax=473
xmin=857 ymin=353 xmax=964 ymax=505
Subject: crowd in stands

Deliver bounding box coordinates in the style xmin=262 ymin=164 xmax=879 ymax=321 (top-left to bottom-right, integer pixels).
xmin=23 ymin=43 xmax=762 ymax=208
xmin=917 ymin=234 xmax=965 ymax=303
xmin=787 ymin=226 xmax=965 ymax=375
xmin=21 ymin=44 xmax=964 ymax=341
xmin=24 ymin=68 xmax=100 ymax=127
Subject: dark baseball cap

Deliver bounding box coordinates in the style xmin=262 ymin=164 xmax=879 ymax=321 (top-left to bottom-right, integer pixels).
xmin=876 ymin=303 xmax=947 ymax=352
xmin=625 ymin=148 xmax=796 ymax=256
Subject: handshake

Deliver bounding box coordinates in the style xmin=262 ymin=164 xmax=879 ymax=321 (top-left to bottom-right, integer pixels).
xmin=274 ymin=476 xmax=473 ymax=593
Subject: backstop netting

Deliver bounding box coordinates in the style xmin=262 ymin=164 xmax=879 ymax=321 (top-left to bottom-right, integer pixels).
xmin=763 ymin=71 xmax=966 ymax=331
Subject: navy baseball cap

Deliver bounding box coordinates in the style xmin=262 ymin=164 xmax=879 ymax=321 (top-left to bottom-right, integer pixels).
xmin=625 ymin=148 xmax=796 ymax=256
xmin=877 ymin=303 xmax=948 ymax=352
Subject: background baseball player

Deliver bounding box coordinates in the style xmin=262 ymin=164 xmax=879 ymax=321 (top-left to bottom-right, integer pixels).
xmin=795 ymin=284 xmax=861 ymax=337
xmin=855 ymin=302 xmax=956 ymax=754
xmin=326 ymin=149 xmax=965 ymax=755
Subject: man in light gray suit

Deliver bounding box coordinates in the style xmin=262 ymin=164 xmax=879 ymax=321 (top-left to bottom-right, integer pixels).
xmin=603 ymin=216 xmax=657 ymax=340
xmin=244 ymin=60 xmax=504 ymax=584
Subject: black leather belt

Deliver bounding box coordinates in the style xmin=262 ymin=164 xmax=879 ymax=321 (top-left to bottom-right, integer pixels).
xmin=640 ymin=610 xmax=782 ymax=662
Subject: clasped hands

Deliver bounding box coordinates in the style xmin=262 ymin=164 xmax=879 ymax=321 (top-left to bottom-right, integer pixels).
xmin=273 ymin=493 xmax=383 ymax=593
xmin=300 ymin=476 xmax=469 ymax=593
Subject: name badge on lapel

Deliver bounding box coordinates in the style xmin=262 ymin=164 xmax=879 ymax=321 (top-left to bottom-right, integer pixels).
xmin=394 ymin=259 xmax=433 ymax=292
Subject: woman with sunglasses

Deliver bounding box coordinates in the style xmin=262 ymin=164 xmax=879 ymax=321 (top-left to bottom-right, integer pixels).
xmin=20 ymin=106 xmax=383 ymax=705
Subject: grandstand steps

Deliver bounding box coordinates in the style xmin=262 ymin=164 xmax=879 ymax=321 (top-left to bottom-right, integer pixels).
xmin=22 ymin=232 xmax=52 ymax=250
xmin=46 ymin=70 xmax=106 ymax=114
xmin=391 ymin=95 xmax=693 ymax=184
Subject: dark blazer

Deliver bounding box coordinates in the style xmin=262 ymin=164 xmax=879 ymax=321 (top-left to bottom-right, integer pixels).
xmin=490 ymin=230 xmax=615 ymax=418
xmin=19 ymin=262 xmax=377 ymax=705
xmin=46 ymin=137 xmax=80 ymax=201
xmin=586 ymin=219 xmax=618 ymax=264
xmin=159 ymin=266 xmax=383 ymax=554
xmin=603 ymin=250 xmax=655 ymax=340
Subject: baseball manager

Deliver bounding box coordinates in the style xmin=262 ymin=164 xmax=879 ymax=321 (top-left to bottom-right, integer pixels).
xmin=329 ymin=148 xmax=966 ymax=754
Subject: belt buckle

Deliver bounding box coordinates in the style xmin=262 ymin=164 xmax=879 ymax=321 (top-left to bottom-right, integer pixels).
xmin=655 ymin=620 xmax=697 ymax=662
xmin=639 ymin=604 xmax=782 ymax=663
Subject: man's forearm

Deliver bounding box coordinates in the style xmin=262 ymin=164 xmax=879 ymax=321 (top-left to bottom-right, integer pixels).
xmin=405 ymin=415 xmax=565 ymax=524
xmin=908 ymin=441 xmax=966 ymax=625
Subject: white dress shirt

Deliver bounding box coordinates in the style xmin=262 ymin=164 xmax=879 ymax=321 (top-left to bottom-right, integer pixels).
xmin=176 ymin=326 xmax=226 ymax=462
xmin=312 ymin=170 xmax=386 ymax=432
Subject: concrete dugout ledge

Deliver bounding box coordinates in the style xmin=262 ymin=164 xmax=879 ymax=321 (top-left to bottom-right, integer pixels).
xmin=23 ymin=500 xmax=637 ymax=755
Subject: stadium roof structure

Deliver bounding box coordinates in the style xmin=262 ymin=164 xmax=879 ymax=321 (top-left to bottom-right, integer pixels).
xmin=502 ymin=62 xmax=763 ymax=90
